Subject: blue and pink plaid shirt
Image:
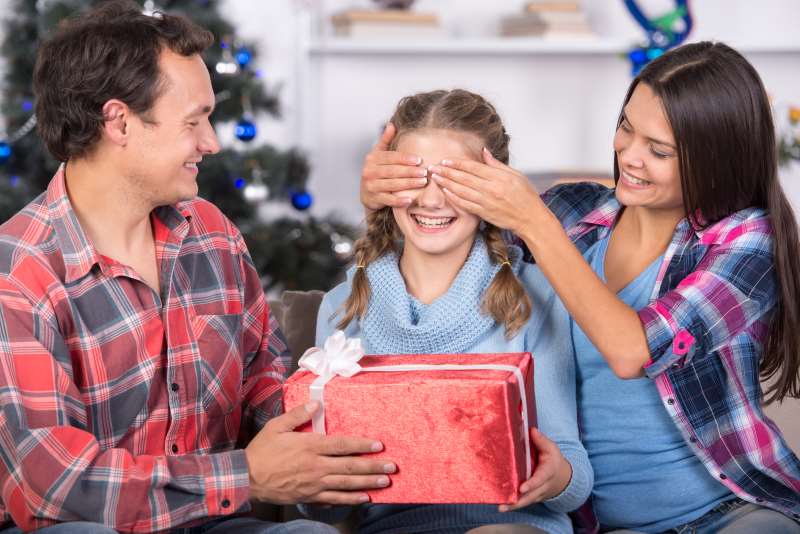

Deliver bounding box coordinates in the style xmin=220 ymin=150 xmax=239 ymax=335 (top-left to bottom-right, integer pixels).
xmin=0 ymin=168 xmax=289 ymax=532
xmin=521 ymin=182 xmax=800 ymax=530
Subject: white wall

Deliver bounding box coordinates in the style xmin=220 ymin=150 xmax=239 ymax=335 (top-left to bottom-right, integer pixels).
xmin=214 ymin=0 xmax=800 ymax=223
xmin=2 ymin=0 xmax=799 ymax=221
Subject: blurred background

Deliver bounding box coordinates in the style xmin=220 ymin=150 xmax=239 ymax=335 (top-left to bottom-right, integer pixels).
xmin=1 ymin=0 xmax=799 ymax=294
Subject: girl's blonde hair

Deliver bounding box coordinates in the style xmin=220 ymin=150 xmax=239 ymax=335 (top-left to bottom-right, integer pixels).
xmin=339 ymin=89 xmax=532 ymax=338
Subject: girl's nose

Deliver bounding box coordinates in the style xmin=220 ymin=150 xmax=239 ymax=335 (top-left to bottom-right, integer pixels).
xmin=416 ymin=177 xmax=445 ymax=209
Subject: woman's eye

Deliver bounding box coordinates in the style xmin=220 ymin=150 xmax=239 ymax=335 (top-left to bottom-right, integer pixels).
xmin=650 ymin=147 xmax=673 ymax=159
xmin=619 ymin=120 xmax=632 ymax=132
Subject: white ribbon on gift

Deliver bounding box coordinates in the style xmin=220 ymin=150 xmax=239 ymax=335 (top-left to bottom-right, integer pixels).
xmin=297 ymin=330 xmax=532 ymax=479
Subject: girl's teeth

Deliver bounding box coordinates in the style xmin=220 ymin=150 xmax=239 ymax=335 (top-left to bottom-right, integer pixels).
xmin=413 ymin=215 xmax=453 ymax=227
xmin=627 ymin=174 xmax=648 ymax=185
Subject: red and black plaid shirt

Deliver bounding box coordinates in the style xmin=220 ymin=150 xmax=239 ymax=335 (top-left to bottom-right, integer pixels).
xmin=0 ymin=167 xmax=289 ymax=532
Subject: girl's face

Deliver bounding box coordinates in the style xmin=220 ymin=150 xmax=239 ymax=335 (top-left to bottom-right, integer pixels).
xmin=613 ymin=83 xmax=683 ymax=214
xmin=392 ymin=129 xmax=483 ymax=259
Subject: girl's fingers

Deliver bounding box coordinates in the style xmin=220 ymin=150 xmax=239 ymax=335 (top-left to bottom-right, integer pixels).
xmin=498 ymin=488 xmax=545 ymax=512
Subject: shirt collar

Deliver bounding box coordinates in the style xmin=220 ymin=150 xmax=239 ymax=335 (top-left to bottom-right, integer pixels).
xmin=575 ymin=187 xmax=704 ymax=241
xmin=46 ymin=164 xmax=192 ymax=284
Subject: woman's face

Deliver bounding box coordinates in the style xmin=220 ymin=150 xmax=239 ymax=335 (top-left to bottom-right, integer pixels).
xmin=392 ymin=129 xmax=482 ymax=259
xmin=613 ymin=83 xmax=683 ymax=214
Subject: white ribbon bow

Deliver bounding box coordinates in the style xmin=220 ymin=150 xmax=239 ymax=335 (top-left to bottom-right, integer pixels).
xmin=298 ymin=330 xmax=364 ymax=433
xmin=298 ymin=330 xmax=364 ymax=379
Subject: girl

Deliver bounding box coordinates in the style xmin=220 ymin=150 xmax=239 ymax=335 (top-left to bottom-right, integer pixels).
xmin=361 ymin=42 xmax=800 ymax=533
xmin=311 ymin=89 xmax=592 ymax=534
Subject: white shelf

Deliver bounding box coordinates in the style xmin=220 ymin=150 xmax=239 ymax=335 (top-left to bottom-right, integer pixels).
xmin=308 ymin=37 xmax=800 ymax=57
xmin=308 ymin=37 xmax=630 ymax=56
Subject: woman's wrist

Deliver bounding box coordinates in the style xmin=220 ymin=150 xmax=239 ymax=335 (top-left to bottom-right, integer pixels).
xmin=516 ymin=206 xmax=562 ymax=258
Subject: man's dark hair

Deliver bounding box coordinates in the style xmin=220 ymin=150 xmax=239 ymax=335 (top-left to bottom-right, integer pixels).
xmin=33 ymin=0 xmax=214 ymax=162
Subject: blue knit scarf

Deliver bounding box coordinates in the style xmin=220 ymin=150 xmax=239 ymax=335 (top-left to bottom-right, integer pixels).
xmin=352 ymin=235 xmax=523 ymax=355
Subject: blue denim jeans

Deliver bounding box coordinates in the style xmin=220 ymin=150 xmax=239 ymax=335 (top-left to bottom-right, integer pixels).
xmin=0 ymin=516 xmax=338 ymax=534
xmin=603 ymin=498 xmax=800 ymax=534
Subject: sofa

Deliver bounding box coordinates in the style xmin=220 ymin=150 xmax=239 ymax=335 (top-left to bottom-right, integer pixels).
xmin=263 ymin=289 xmax=800 ymax=528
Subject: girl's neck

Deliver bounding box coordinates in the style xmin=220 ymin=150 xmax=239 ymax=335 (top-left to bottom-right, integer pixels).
xmin=398 ymin=237 xmax=475 ymax=305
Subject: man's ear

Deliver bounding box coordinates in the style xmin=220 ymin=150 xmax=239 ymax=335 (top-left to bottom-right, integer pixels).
xmin=101 ymin=99 xmax=130 ymax=146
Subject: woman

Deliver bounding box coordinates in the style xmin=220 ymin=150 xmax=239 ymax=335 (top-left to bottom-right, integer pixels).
xmin=308 ymin=89 xmax=592 ymax=534
xmin=360 ymin=42 xmax=800 ymax=533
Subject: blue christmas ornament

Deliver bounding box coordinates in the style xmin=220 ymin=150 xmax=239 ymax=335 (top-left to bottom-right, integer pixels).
xmin=21 ymin=100 xmax=33 ymax=112
xmin=291 ymin=190 xmax=313 ymax=211
xmin=235 ymin=118 xmax=257 ymax=142
xmin=235 ymin=47 xmax=252 ymax=68
xmin=0 ymin=141 xmax=12 ymax=164
xmin=623 ymin=0 xmax=692 ymax=75
xmin=234 ymin=177 xmax=246 ymax=189
xmin=9 ymin=175 xmax=19 ymax=187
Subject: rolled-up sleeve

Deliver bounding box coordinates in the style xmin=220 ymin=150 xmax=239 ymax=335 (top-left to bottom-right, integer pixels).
xmin=640 ymin=217 xmax=776 ymax=378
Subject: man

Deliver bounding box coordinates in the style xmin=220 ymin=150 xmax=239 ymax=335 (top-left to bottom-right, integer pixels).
xmin=0 ymin=2 xmax=393 ymax=532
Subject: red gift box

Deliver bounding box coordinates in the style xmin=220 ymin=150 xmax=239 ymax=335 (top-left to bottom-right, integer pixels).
xmin=283 ymin=352 xmax=536 ymax=504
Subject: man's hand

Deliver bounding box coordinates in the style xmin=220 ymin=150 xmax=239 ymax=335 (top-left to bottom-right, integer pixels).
xmin=245 ymin=402 xmax=396 ymax=505
xmin=360 ymin=122 xmax=427 ymax=211
xmin=499 ymin=428 xmax=572 ymax=512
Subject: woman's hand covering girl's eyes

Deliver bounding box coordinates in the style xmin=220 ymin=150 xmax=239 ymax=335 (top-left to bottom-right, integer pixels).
xmin=360 ymin=122 xmax=429 ymax=211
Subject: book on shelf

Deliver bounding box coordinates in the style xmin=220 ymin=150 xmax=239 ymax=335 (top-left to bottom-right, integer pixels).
xmin=331 ymin=9 xmax=445 ymax=39
xmin=525 ymin=1 xmax=581 ymax=12
xmin=501 ymin=2 xmax=593 ymax=38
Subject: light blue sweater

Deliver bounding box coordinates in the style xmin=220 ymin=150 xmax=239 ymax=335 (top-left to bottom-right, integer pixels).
xmin=303 ymin=237 xmax=592 ymax=534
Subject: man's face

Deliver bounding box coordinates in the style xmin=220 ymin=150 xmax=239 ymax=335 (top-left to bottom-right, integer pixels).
xmin=124 ymin=49 xmax=219 ymax=207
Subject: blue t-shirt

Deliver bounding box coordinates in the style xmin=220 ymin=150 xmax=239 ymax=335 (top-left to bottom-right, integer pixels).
xmin=573 ymin=236 xmax=732 ymax=533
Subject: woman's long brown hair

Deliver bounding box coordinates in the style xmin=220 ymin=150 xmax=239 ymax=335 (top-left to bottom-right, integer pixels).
xmin=615 ymin=42 xmax=800 ymax=403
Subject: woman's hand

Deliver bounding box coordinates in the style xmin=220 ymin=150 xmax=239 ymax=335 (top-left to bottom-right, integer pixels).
xmin=360 ymin=122 xmax=428 ymax=211
xmin=499 ymin=428 xmax=572 ymax=512
xmin=429 ymin=148 xmax=547 ymax=236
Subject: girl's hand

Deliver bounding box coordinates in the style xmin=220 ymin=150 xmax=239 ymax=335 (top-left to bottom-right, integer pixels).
xmin=360 ymin=122 xmax=428 ymax=211
xmin=499 ymin=428 xmax=572 ymax=512
xmin=429 ymin=148 xmax=547 ymax=236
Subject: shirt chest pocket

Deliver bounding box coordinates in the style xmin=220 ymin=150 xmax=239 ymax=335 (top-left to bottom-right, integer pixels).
xmin=192 ymin=314 xmax=244 ymax=417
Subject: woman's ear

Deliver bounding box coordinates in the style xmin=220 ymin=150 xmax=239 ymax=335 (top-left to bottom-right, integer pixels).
xmin=101 ymin=99 xmax=129 ymax=146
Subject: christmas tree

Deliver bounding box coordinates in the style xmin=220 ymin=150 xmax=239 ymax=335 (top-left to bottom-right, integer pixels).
xmin=0 ymin=0 xmax=355 ymax=292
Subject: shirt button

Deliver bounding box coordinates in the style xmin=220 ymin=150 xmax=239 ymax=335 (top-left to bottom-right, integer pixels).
xmin=172 ymin=444 xmax=179 ymax=453
xmin=689 ymin=437 xmax=698 ymax=443
xmin=171 ymin=383 xmax=180 ymax=392
xmin=667 ymin=398 xmax=675 ymax=405
xmin=719 ymin=473 xmax=727 ymax=480
xmin=221 ymin=499 xmax=231 ymax=509
xmin=756 ymin=498 xmax=764 ymax=503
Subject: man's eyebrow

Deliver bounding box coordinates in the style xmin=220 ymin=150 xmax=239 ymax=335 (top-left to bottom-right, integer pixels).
xmin=186 ymin=104 xmax=214 ymax=117
xmin=621 ymin=111 xmax=677 ymax=150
